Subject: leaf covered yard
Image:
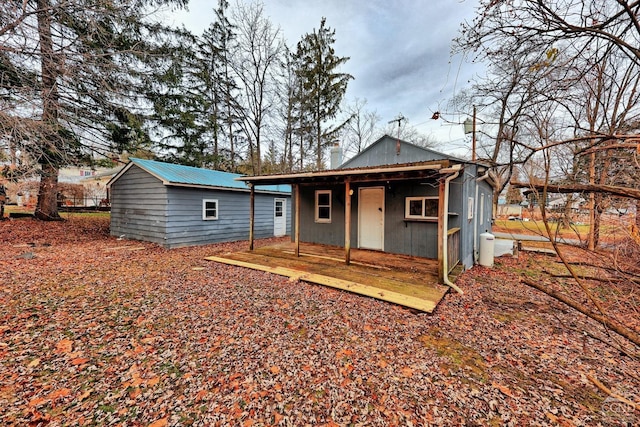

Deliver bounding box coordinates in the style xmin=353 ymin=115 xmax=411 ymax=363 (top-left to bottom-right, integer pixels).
xmin=1 ymin=217 xmax=638 ymax=426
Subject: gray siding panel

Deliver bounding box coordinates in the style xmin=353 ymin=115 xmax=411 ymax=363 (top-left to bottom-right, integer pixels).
xmin=164 ymin=187 xmax=291 ymax=248
xmin=340 ymin=136 xmax=444 ymax=168
xmin=453 ymin=165 xmax=494 ymax=269
xmin=294 ymin=176 xmax=486 ymax=261
xmin=298 ymin=182 xmax=441 ymax=258
xmin=110 ymin=165 xmax=168 ymax=245
xmin=457 ymin=167 xmax=475 ymax=269
xmin=298 ymin=184 xmax=345 ymax=246
xmin=383 ymin=182 xmax=439 ymax=258
xmin=110 ymin=164 xmax=290 ymax=248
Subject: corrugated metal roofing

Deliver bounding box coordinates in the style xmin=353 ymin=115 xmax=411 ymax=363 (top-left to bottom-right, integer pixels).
xmin=128 ymin=158 xmax=290 ymax=194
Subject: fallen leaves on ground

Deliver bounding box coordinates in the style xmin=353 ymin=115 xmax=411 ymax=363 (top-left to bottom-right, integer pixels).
xmin=0 ymin=216 xmax=638 ymax=426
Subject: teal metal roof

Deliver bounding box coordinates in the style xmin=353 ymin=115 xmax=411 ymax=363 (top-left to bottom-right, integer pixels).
xmin=128 ymin=158 xmax=290 ymax=194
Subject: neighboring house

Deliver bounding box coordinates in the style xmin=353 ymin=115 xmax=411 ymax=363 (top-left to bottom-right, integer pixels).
xmin=79 ymin=166 xmax=124 ymax=207
xmin=56 ymin=165 xmax=123 ymax=207
xmin=107 ymin=158 xmax=291 ymax=248
xmin=238 ymin=135 xmax=495 ymax=283
xmin=59 ymin=166 xmax=103 ymax=184
xmin=497 ymin=204 xmax=523 ymax=218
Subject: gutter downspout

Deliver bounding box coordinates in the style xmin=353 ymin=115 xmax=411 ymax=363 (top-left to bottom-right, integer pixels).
xmin=441 ymin=165 xmax=463 ymax=294
xmin=473 ymin=168 xmax=492 ymax=263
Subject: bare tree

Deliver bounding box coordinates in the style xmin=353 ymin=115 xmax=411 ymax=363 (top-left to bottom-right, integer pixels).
xmin=456 ymin=0 xmax=640 ymax=352
xmin=340 ymin=98 xmax=380 ymax=158
xmin=230 ymin=1 xmax=283 ymax=175
xmin=460 ymin=1 xmax=640 ymax=68
xmin=377 ymin=116 xmax=436 ymax=149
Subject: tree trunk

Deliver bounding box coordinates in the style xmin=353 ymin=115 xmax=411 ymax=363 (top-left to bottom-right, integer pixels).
xmin=36 ymin=0 xmax=62 ymax=221
xmin=255 ymin=126 xmax=261 ymax=175
xmin=226 ymin=79 xmax=234 ymax=171
xmin=213 ymin=96 xmax=219 ymax=169
xmin=593 ymin=196 xmax=602 ymax=249
xmin=35 ymin=163 xmax=62 ymax=221
xmin=300 ymin=135 xmax=304 ymax=170
xmin=316 ymin=98 xmax=322 ymax=170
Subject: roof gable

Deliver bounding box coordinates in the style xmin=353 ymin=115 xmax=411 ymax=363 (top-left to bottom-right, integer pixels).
xmin=108 ymin=158 xmax=290 ymax=194
xmin=339 ymin=135 xmax=466 ymax=169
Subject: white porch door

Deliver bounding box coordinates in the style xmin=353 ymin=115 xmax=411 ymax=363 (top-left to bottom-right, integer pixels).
xmin=274 ymin=198 xmax=286 ymax=237
xmin=358 ymin=187 xmax=384 ymax=250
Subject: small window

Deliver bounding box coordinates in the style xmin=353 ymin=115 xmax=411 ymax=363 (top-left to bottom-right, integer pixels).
xmin=202 ymin=199 xmax=218 ymax=220
xmin=315 ymin=190 xmax=331 ymax=223
xmin=405 ymin=196 xmax=438 ymax=220
xmin=275 ymin=199 xmax=284 ymax=217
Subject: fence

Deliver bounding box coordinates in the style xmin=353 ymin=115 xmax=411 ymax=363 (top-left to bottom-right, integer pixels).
xmin=448 ymin=227 xmax=461 ymax=272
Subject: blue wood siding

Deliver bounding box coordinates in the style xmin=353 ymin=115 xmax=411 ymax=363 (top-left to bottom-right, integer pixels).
xmin=294 ymin=173 xmax=489 ymax=262
xmin=110 ymin=165 xmax=168 ymax=245
xmin=110 ymin=165 xmax=290 ymax=248
xmin=382 ymin=182 xmax=440 ymax=258
xmin=164 ymin=187 xmax=290 ymax=248
xmin=297 ymin=184 xmax=346 ymax=246
xmin=297 ymin=182 xmax=441 ymax=258
xmin=455 ymin=165 xmax=494 ymax=269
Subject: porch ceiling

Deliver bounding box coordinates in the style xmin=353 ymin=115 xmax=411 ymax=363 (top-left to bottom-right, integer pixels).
xmin=235 ymin=160 xmax=452 ymax=186
xmin=205 ymin=242 xmax=451 ymax=313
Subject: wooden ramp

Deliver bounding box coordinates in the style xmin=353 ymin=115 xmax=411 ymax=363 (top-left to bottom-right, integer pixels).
xmin=205 ymin=243 xmax=450 ymax=313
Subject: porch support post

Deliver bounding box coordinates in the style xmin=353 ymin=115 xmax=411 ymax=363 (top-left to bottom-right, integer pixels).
xmin=294 ymin=184 xmax=300 ymax=257
xmin=344 ymin=180 xmax=351 ymax=265
xmin=249 ymin=183 xmax=255 ymax=251
xmin=437 ymin=178 xmax=445 ymax=282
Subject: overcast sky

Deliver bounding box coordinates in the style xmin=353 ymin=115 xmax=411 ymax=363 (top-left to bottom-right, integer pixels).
xmin=170 ymin=0 xmax=481 ymax=156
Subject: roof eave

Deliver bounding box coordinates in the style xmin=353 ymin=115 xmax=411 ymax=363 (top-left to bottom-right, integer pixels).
xmin=106 ymin=161 xmax=135 ymax=188
xmin=165 ymin=182 xmax=290 ymax=195
xmin=236 ymin=161 xmax=452 ymax=186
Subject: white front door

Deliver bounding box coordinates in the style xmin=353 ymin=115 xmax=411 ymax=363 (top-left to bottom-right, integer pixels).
xmin=358 ymin=187 xmax=384 ymax=250
xmin=274 ymin=198 xmax=286 ymax=237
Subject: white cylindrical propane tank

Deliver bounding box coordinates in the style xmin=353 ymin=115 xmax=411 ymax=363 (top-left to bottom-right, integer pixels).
xmin=478 ymin=232 xmax=495 ymax=267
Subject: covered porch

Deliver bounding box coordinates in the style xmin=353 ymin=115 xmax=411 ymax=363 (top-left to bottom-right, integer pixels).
xmin=206 ymin=241 xmax=457 ymax=312
xmin=237 ymin=160 xmax=465 ymax=295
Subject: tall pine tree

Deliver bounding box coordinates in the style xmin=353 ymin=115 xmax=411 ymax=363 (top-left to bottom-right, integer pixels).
xmin=293 ymin=18 xmax=352 ymax=169
xmin=193 ymin=0 xmax=240 ymax=170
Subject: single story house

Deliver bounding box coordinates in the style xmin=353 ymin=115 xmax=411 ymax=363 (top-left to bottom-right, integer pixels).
xmin=237 ymin=136 xmax=495 ymax=286
xmin=107 ymin=158 xmax=291 ymax=248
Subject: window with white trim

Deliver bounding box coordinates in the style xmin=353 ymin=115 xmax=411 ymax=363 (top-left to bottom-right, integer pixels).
xmin=274 ymin=199 xmax=284 ymax=217
xmin=315 ymin=190 xmax=332 ymax=223
xmin=405 ymin=196 xmax=438 ymax=220
xmin=202 ymin=199 xmax=218 ymax=220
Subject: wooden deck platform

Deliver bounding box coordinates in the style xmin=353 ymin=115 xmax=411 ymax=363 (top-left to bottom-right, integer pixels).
xmin=205 ymin=242 xmax=451 ymax=313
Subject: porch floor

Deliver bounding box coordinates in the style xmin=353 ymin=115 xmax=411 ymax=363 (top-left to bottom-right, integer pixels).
xmin=205 ymin=242 xmax=452 ymax=313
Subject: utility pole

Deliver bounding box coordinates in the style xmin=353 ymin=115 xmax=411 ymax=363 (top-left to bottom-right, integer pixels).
xmin=463 ymin=106 xmax=477 ymax=161
xmin=472 ymin=105 xmax=477 ymax=162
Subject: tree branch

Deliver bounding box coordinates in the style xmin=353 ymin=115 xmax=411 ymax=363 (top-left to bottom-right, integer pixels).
xmin=521 ymin=278 xmax=640 ymax=350
xmin=511 ymin=181 xmax=640 ymax=200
